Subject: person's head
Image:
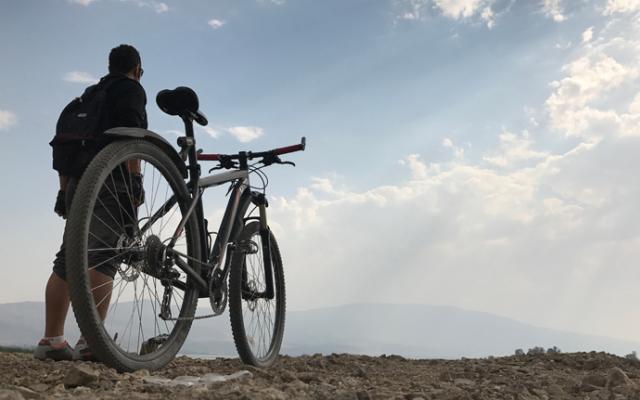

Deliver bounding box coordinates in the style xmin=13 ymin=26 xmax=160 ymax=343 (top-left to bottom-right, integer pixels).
xmin=108 ymin=44 xmax=143 ymax=81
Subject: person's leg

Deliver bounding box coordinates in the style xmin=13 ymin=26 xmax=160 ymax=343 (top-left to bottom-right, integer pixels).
xmin=89 ymin=269 xmax=113 ymax=320
xmin=44 ymin=272 xmax=70 ymax=337
xmin=74 ymin=269 xmax=114 ymax=361
xmin=35 ymin=265 xmax=74 ymax=361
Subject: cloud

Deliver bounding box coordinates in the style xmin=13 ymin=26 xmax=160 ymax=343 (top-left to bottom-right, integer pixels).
xmin=266 ymin=123 xmax=640 ymax=340
xmin=396 ymin=0 xmax=429 ymax=20
xmin=545 ymin=35 xmax=640 ymax=138
xmin=394 ymin=0 xmax=506 ymax=28
xmin=0 ymin=110 xmax=17 ymax=131
xmin=248 ymin=8 xmax=640 ymax=341
xmin=433 ymin=0 xmax=487 ymax=19
xmin=482 ymin=131 xmax=549 ymax=167
xmin=199 ymin=126 xmax=223 ymax=138
xmin=68 ymin=0 xmax=169 ymax=13
xmin=192 ymin=124 xmax=264 ymax=142
xmin=227 ymin=126 xmax=264 ymax=142
xmin=604 ymin=0 xmax=640 ymax=14
xmin=398 ymin=154 xmax=428 ymax=179
xmin=480 ymin=6 xmax=495 ymax=28
xmin=208 ymin=19 xmax=226 ymax=30
xmin=68 ymin=0 xmax=97 ymax=5
xmin=542 ymin=0 xmax=566 ymax=22
xmin=63 ymin=71 xmax=99 ymax=84
xmin=154 ymin=2 xmax=168 ymax=13
xmin=582 ymin=27 xmax=594 ymax=43
xmin=442 ymin=137 xmax=465 ymax=160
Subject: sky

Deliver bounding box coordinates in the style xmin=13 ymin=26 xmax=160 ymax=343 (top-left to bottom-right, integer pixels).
xmin=1 ymin=0 xmax=640 ymax=343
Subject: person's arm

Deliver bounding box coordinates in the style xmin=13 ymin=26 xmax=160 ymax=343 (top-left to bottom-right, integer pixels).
xmin=113 ymin=82 xmax=147 ymax=205
xmin=55 ymin=175 xmax=69 ymax=218
xmin=59 ymin=175 xmax=69 ymax=191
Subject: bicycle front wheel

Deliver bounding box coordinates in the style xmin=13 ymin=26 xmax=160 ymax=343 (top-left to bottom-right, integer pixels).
xmin=65 ymin=139 xmax=201 ymax=372
xmin=229 ymin=221 xmax=286 ymax=367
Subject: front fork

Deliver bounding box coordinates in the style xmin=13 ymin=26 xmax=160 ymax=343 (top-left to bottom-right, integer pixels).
xmin=252 ymin=192 xmax=275 ymax=300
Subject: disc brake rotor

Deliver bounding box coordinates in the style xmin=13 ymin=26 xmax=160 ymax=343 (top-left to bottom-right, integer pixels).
xmin=116 ymin=234 xmax=143 ymax=282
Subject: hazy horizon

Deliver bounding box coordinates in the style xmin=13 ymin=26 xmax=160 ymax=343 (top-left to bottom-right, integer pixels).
xmin=2 ymin=0 xmax=640 ymax=345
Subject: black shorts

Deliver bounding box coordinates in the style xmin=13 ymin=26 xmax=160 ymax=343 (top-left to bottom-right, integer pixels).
xmin=52 ymin=178 xmax=136 ymax=281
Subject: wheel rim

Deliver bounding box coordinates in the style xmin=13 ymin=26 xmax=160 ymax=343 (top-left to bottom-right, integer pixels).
xmin=80 ymin=150 xmax=197 ymax=360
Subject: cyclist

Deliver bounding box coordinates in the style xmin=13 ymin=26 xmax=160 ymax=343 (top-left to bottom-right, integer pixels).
xmin=35 ymin=44 xmax=147 ymax=361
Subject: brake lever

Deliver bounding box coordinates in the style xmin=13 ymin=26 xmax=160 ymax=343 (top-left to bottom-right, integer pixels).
xmin=281 ymin=161 xmax=296 ymax=167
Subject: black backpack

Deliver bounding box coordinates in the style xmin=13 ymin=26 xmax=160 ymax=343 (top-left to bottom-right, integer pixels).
xmin=50 ymin=77 xmax=123 ymax=177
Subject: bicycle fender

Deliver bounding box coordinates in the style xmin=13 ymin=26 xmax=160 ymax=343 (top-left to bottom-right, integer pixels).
xmin=104 ymin=127 xmax=188 ymax=178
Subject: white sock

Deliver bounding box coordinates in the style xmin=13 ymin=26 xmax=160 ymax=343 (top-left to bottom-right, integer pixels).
xmin=44 ymin=336 xmax=65 ymax=345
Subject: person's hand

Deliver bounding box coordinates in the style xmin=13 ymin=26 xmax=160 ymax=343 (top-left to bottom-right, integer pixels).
xmin=131 ymin=174 xmax=145 ymax=207
xmin=54 ymin=190 xmax=66 ymax=219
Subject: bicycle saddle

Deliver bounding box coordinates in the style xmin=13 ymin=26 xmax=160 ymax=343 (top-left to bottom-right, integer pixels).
xmin=156 ymin=86 xmax=208 ymax=126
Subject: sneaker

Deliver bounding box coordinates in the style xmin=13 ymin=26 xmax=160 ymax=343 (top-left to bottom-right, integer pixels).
xmin=33 ymin=339 xmax=74 ymax=361
xmin=74 ymin=338 xmax=98 ymax=362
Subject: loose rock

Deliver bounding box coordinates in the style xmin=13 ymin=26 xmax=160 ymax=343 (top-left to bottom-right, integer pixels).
xmin=63 ymin=364 xmax=99 ymax=388
xmin=10 ymin=388 xmax=39 ymax=400
xmin=607 ymin=367 xmax=633 ymax=388
xmin=0 ymin=390 xmax=24 ymax=400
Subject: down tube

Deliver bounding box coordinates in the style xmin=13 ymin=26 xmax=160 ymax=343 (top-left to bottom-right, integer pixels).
xmin=210 ymin=178 xmax=252 ymax=265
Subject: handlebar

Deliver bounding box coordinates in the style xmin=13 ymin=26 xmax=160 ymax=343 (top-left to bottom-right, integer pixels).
xmin=197 ymin=137 xmax=306 ymax=162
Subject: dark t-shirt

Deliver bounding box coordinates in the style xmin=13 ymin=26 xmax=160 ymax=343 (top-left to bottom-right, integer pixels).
xmin=100 ymin=73 xmax=148 ymax=131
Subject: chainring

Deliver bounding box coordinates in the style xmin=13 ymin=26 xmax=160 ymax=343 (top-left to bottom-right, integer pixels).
xmin=209 ymin=269 xmax=228 ymax=316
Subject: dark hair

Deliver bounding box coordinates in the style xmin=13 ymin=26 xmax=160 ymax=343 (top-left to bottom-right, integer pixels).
xmin=108 ymin=44 xmax=141 ymax=74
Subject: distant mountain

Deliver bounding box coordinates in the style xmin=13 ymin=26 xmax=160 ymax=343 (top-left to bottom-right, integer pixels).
xmin=2 ymin=302 xmax=638 ymax=358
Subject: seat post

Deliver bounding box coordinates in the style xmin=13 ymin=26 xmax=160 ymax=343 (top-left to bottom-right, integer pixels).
xmin=181 ymin=115 xmax=200 ymax=183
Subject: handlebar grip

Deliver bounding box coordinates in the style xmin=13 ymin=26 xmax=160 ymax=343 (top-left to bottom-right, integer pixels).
xmin=273 ymin=137 xmax=306 ymax=155
xmin=197 ymin=153 xmax=220 ymax=161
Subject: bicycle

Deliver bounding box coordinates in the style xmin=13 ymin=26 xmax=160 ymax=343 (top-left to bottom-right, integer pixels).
xmin=64 ymin=86 xmax=305 ymax=372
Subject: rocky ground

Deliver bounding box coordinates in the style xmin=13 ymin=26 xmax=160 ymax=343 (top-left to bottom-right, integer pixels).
xmin=1 ymin=351 xmax=640 ymax=399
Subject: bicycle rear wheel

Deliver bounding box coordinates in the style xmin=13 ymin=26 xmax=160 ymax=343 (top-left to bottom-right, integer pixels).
xmin=229 ymin=221 xmax=286 ymax=367
xmin=65 ymin=139 xmax=201 ymax=372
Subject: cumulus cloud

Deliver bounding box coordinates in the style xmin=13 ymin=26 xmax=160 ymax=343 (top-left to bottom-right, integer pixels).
xmin=398 ymin=154 xmax=429 ymax=179
xmin=433 ymin=0 xmax=486 ymax=19
xmin=208 ymin=19 xmax=226 ymax=30
xmin=395 ymin=0 xmax=507 ymax=27
xmin=545 ymin=34 xmax=640 ymax=138
xmin=227 ymin=126 xmax=264 ymax=142
xmin=199 ymin=126 xmax=223 ymax=138
xmin=582 ymin=27 xmax=594 ymax=43
xmin=63 ymin=71 xmax=98 ymax=84
xmin=395 ymin=0 xmax=494 ymax=21
xmin=483 ymin=131 xmax=549 ymax=167
xmin=267 ymin=130 xmax=640 ymax=337
xmin=542 ymin=0 xmax=566 ymax=22
xmin=0 ymin=110 xmax=17 ymax=131
xmin=154 ymin=2 xmax=168 ymax=13
xmin=480 ymin=6 xmax=495 ymax=28
xmin=604 ymin=0 xmax=640 ymax=14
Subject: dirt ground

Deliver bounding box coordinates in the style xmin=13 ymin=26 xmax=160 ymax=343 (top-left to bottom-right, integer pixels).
xmin=1 ymin=351 xmax=640 ymax=399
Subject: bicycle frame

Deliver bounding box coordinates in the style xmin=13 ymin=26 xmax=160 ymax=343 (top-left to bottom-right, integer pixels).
xmin=138 ymin=116 xmax=273 ymax=301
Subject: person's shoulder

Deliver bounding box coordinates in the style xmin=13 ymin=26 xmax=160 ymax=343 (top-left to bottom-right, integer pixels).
xmin=103 ymin=74 xmax=146 ymax=97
